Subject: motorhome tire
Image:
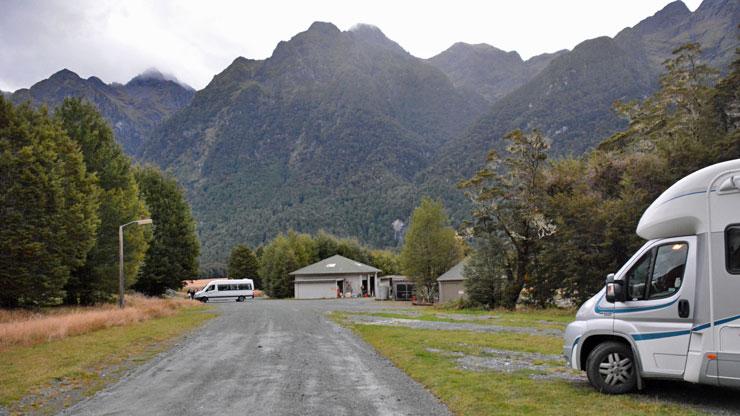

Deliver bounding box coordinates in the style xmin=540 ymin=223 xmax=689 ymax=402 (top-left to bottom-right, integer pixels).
xmin=586 ymin=341 xmax=636 ymax=394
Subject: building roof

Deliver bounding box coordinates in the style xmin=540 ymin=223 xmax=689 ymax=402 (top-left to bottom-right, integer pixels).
xmin=437 ymin=258 xmax=468 ymax=282
xmin=380 ymin=275 xmax=409 ymax=281
xmin=289 ymin=254 xmax=381 ymax=276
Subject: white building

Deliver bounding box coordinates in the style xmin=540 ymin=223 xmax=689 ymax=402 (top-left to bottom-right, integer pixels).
xmin=290 ymin=255 xmax=380 ymax=299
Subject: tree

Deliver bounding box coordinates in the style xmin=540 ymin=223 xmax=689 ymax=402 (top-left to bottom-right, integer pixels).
xmin=228 ymin=244 xmax=260 ymax=287
xmin=400 ymin=197 xmax=462 ymax=303
xmin=133 ymin=166 xmax=199 ymax=296
xmin=0 ymin=98 xmax=100 ymax=307
xmin=56 ymin=98 xmax=149 ymax=305
xmin=259 ymin=231 xmax=316 ymax=298
xmin=369 ymin=249 xmax=401 ymax=276
xmin=459 ymin=129 xmax=553 ymax=309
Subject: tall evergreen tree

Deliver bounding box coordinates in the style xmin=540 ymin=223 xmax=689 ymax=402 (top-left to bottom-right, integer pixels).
xmin=56 ymin=98 xmax=149 ymax=305
xmin=227 ymin=244 xmax=259 ymax=287
xmin=133 ymin=166 xmax=199 ymax=296
xmin=400 ymin=197 xmax=463 ymax=303
xmin=0 ymin=98 xmax=100 ymax=307
xmin=459 ymin=129 xmax=553 ymax=309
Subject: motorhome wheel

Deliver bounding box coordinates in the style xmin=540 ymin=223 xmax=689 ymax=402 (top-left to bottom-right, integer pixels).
xmin=586 ymin=341 xmax=637 ymax=394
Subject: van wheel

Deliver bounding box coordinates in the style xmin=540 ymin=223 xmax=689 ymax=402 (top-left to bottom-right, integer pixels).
xmin=586 ymin=341 xmax=637 ymax=394
xmin=237 ymin=296 xmax=245 ymax=302
xmin=201 ymin=297 xmax=208 ymax=303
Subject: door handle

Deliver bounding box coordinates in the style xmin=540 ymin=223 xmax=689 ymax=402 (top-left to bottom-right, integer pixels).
xmin=678 ymin=299 xmax=690 ymax=318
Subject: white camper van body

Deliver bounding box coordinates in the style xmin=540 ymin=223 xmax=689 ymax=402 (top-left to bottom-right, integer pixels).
xmin=194 ymin=279 xmax=254 ymax=302
xmin=564 ymin=159 xmax=740 ymax=393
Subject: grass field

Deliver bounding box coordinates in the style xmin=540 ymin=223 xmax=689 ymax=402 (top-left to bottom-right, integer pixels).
xmin=0 ymin=302 xmax=215 ymax=414
xmin=333 ymin=309 xmax=706 ymax=416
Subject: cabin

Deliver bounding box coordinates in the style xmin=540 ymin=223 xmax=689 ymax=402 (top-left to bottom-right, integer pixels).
xmin=290 ymin=255 xmax=380 ymax=299
xmin=437 ymin=259 xmax=468 ymax=303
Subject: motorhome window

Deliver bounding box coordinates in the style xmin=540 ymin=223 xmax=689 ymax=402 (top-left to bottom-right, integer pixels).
xmin=217 ymin=284 xmax=229 ymax=291
xmin=727 ymin=226 xmax=740 ymax=274
xmin=647 ymin=242 xmax=688 ymax=300
xmin=626 ymin=251 xmax=652 ymax=301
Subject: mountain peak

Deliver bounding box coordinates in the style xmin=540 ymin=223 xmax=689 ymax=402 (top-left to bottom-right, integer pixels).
xmin=127 ymin=68 xmax=193 ymax=90
xmin=628 ymin=0 xmax=690 ymax=36
xmin=306 ymin=21 xmax=340 ymax=35
xmin=349 ymin=23 xmax=406 ymax=53
xmin=49 ymin=68 xmax=81 ymax=82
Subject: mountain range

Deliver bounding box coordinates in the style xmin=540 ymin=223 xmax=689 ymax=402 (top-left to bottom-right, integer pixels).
xmin=8 ymin=0 xmax=737 ymax=268
xmin=9 ymin=68 xmax=194 ymax=154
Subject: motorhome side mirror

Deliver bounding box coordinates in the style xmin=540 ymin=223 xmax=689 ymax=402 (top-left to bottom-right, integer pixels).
xmin=605 ymin=273 xmax=625 ymax=303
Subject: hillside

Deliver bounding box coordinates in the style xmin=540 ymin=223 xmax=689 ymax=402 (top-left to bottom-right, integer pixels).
xmin=10 ymin=69 xmax=194 ymax=154
xmin=143 ymin=22 xmax=489 ymax=266
xmin=428 ymin=43 xmax=566 ymax=103
xmin=420 ymin=0 xmax=738 ymax=221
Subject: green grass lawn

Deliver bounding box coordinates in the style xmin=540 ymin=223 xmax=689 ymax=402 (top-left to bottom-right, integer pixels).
xmin=333 ymin=312 xmax=705 ymax=416
xmin=0 ymin=306 xmax=215 ymax=413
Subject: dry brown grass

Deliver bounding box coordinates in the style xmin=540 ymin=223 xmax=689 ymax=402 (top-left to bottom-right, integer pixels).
xmin=0 ymin=294 xmax=197 ymax=350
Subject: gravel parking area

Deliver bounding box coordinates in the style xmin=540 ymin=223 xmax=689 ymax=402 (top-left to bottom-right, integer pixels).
xmin=60 ymin=299 xmax=450 ymax=416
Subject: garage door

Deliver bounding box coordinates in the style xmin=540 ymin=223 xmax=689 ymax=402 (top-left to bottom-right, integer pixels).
xmin=295 ymin=281 xmax=337 ymax=299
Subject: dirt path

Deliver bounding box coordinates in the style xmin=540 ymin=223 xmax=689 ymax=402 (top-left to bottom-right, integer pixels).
xmin=59 ymin=299 xmax=450 ymax=416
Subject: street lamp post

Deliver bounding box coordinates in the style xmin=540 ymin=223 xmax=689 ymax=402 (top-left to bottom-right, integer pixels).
xmin=119 ymin=218 xmax=153 ymax=308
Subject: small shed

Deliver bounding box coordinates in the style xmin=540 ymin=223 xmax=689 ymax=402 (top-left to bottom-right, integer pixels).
xmin=437 ymin=259 xmax=468 ymax=303
xmin=290 ymin=255 xmax=380 ymax=299
xmin=377 ymin=275 xmax=415 ymax=301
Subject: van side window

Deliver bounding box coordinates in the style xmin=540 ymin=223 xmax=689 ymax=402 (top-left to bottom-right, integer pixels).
xmin=648 ymin=243 xmax=688 ymax=300
xmin=217 ymin=284 xmax=228 ymax=291
xmin=206 ymin=285 xmax=214 ymax=292
xmin=626 ymin=252 xmax=652 ymax=301
xmin=238 ymin=284 xmax=252 ymax=290
xmin=727 ymin=226 xmax=740 ymax=274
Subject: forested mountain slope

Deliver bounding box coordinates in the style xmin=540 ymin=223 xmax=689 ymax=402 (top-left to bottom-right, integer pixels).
xmin=143 ymin=22 xmax=489 ymax=266
xmin=420 ymin=0 xmax=738 ymax=221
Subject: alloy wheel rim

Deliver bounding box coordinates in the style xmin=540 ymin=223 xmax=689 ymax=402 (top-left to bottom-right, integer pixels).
xmin=598 ymin=352 xmax=632 ymax=386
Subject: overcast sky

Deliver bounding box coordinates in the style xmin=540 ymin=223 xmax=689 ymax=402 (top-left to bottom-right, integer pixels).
xmin=0 ymin=0 xmax=703 ymax=92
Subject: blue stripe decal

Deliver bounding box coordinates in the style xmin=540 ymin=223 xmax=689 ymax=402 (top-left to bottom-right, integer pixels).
xmin=631 ymin=314 xmax=740 ymax=341
xmin=595 ymin=294 xmax=680 ymax=314
xmin=659 ymin=188 xmax=716 ymax=206
xmin=632 ymin=330 xmax=691 ymax=341
xmin=692 ymin=314 xmax=740 ymax=332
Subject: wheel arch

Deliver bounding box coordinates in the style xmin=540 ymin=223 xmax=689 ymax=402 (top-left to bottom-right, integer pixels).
xmin=579 ymin=332 xmax=643 ymax=374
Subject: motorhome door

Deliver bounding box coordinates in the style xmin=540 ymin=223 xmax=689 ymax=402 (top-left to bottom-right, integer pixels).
xmin=613 ymin=237 xmax=697 ymax=377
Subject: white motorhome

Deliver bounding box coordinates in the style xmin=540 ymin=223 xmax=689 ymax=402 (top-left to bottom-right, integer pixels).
xmin=564 ymin=159 xmax=740 ymax=393
xmin=194 ymin=279 xmax=254 ymax=303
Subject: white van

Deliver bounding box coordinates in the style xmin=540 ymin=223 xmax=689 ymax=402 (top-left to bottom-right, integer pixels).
xmin=194 ymin=279 xmax=254 ymax=303
xmin=564 ymin=159 xmax=740 ymax=393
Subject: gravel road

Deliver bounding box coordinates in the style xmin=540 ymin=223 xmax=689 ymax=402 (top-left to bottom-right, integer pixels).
xmin=60 ymin=299 xmax=450 ymax=416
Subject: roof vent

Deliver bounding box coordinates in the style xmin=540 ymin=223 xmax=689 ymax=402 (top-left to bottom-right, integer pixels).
xmin=326 ymin=263 xmax=336 ymax=268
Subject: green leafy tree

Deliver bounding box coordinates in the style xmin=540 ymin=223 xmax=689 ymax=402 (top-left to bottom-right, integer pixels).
xmin=0 ymin=98 xmax=100 ymax=307
xmin=259 ymin=231 xmax=317 ymax=298
xmin=56 ymin=98 xmax=149 ymax=305
xmin=459 ymin=129 xmax=553 ymax=309
xmin=228 ymin=244 xmax=260 ymax=287
xmin=369 ymin=249 xmax=401 ymax=275
xmin=400 ymin=197 xmax=463 ymax=303
xmin=133 ymin=166 xmax=199 ymax=296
